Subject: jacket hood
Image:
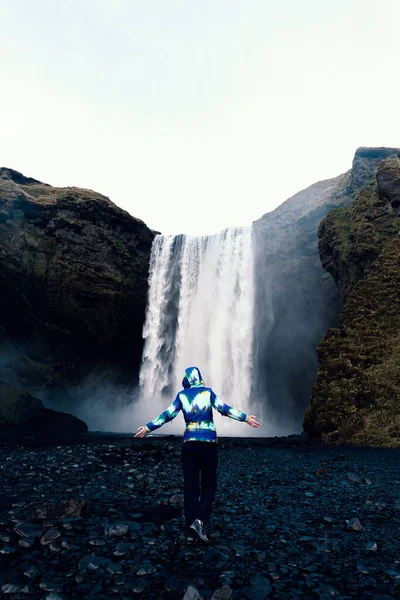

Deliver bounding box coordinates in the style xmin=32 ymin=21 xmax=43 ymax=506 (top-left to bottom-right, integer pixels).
xmin=183 ymin=366 xmax=204 ymax=388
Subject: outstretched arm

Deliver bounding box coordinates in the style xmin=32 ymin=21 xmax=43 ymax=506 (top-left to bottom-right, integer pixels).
xmin=210 ymin=390 xmax=261 ymax=427
xmin=211 ymin=390 xmax=261 ymax=427
xmin=135 ymin=396 xmax=182 ymax=438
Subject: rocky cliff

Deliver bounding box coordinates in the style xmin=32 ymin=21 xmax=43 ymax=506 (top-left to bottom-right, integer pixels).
xmin=253 ymin=147 xmax=399 ymax=430
xmin=0 ymin=168 xmax=155 ymax=405
xmin=304 ymin=150 xmax=400 ymax=445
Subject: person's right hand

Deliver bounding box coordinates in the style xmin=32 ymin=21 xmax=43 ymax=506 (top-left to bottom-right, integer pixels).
xmin=246 ymin=415 xmax=261 ymax=428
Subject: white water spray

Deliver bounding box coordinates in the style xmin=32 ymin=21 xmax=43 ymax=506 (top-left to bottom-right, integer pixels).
xmin=139 ymin=226 xmax=256 ymax=435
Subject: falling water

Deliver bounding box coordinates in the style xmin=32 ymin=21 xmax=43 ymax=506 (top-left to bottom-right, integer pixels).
xmin=139 ymin=226 xmax=256 ymax=435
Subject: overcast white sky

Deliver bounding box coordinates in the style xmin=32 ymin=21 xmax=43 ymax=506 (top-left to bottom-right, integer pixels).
xmin=1 ymin=0 xmax=399 ymax=235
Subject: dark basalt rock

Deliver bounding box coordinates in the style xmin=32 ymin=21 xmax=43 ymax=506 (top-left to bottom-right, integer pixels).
xmin=0 ymin=380 xmax=87 ymax=434
xmin=305 ymin=152 xmax=400 ymax=446
xmin=0 ymin=167 xmax=156 ymax=400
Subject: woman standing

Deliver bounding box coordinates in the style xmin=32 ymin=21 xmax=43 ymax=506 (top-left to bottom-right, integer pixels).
xmin=135 ymin=366 xmax=261 ymax=543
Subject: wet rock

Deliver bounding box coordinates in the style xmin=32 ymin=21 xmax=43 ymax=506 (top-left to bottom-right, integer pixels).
xmin=21 ymin=584 xmax=36 ymax=594
xmin=107 ymin=522 xmax=129 ymax=538
xmin=23 ymin=566 xmax=40 ymax=581
xmin=89 ymin=539 xmax=105 ymax=546
xmin=40 ymin=527 xmax=61 ymax=545
xmin=15 ymin=522 xmax=43 ymax=538
xmin=136 ymin=564 xmax=156 ymax=576
xmin=183 ymin=585 xmax=204 ymax=600
xmin=344 ymin=472 xmax=362 ymax=484
xmin=32 ymin=499 xmax=86 ymax=521
xmin=347 ymin=518 xmax=363 ymax=531
xmin=61 ymin=540 xmax=79 ymax=550
xmin=170 ymin=494 xmax=184 ymax=504
xmin=18 ymin=537 xmax=35 ymax=548
xmin=366 ymin=541 xmax=378 ymax=552
xmin=113 ymin=542 xmax=135 ymax=556
xmin=49 ymin=542 xmax=62 ymax=552
xmin=2 ymin=584 xmax=23 ymax=593
xmin=40 ymin=582 xmax=63 ymax=592
xmin=210 ymin=585 xmax=233 ymax=599
xmin=0 ymin=545 xmax=16 ymax=555
xmin=0 ymin=531 xmax=17 ymax=543
xmin=319 ymin=584 xmax=339 ymax=598
xmin=244 ymin=573 xmax=272 ymax=599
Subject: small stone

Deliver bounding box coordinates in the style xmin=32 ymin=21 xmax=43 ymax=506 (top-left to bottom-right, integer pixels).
xmin=347 ymin=518 xmax=362 ymax=531
xmin=41 ymin=527 xmax=61 ymax=545
xmin=40 ymin=582 xmax=62 ymax=592
xmin=14 ymin=522 xmax=43 ymax=538
xmin=132 ymin=584 xmax=145 ymax=593
xmin=0 ymin=545 xmax=16 ymax=555
xmin=89 ymin=539 xmax=105 ymax=546
xmin=23 ymin=566 xmax=40 ymax=580
xmin=357 ymin=564 xmax=369 ymax=574
xmin=61 ymin=540 xmax=79 ymax=550
xmin=245 ymin=573 xmax=272 ymax=599
xmin=319 ymin=584 xmax=339 ymax=597
xmin=211 ymin=585 xmax=233 ymax=600
xmin=183 ymin=584 xmax=204 ymax=600
xmin=137 ymin=565 xmax=156 ymax=575
xmin=108 ymin=523 xmax=129 ymax=538
xmin=323 ymin=516 xmax=335 ymax=524
xmin=21 ymin=584 xmax=36 ymax=594
xmin=170 ymin=494 xmax=184 ymax=503
xmin=49 ymin=542 xmax=62 ymax=552
xmin=0 ymin=531 xmax=16 ymax=543
xmin=366 ymin=541 xmax=378 ymax=552
xmin=345 ymin=472 xmax=361 ymax=484
xmin=113 ymin=541 xmax=134 ymax=556
xmin=45 ymin=594 xmax=67 ymax=600
xmin=2 ymin=584 xmax=23 ymax=593
xmin=305 ymin=492 xmax=314 ymax=498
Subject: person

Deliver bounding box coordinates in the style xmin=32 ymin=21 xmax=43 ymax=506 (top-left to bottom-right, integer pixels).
xmin=135 ymin=366 xmax=261 ymax=543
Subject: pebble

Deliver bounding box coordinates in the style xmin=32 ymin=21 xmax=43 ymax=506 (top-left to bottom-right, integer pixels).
xmin=40 ymin=527 xmax=61 ymax=545
xmin=14 ymin=521 xmax=43 ymax=538
xmin=0 ymin=545 xmax=16 ymax=554
xmin=183 ymin=585 xmax=204 ymax=600
xmin=347 ymin=518 xmax=363 ymax=531
xmin=366 ymin=541 xmax=378 ymax=552
xmin=210 ymin=585 xmax=233 ymax=599
xmin=107 ymin=522 xmax=129 ymax=537
xmin=136 ymin=564 xmax=156 ymax=575
xmin=2 ymin=584 xmax=23 ymax=594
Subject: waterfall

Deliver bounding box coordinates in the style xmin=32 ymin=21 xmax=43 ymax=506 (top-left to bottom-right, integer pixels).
xmin=139 ymin=226 xmax=256 ymax=435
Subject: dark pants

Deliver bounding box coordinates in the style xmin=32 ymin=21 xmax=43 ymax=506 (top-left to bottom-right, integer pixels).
xmin=181 ymin=441 xmax=218 ymax=529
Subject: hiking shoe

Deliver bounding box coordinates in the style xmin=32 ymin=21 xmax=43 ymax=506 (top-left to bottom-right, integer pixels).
xmin=190 ymin=519 xmax=209 ymax=544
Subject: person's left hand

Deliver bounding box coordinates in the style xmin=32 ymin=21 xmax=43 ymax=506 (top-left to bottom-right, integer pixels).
xmin=135 ymin=426 xmax=147 ymax=438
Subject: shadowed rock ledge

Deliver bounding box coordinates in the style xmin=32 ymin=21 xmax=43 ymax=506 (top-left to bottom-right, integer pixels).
xmin=0 ymin=380 xmax=87 ymax=434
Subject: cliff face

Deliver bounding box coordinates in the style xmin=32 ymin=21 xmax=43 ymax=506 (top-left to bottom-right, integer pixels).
xmin=304 ymin=151 xmax=400 ymax=446
xmin=0 ymin=168 xmax=155 ymax=400
xmin=252 ymin=147 xmax=400 ymax=430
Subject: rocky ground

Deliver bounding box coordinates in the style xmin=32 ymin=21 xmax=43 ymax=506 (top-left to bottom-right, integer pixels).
xmin=0 ymin=435 xmax=399 ymax=600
